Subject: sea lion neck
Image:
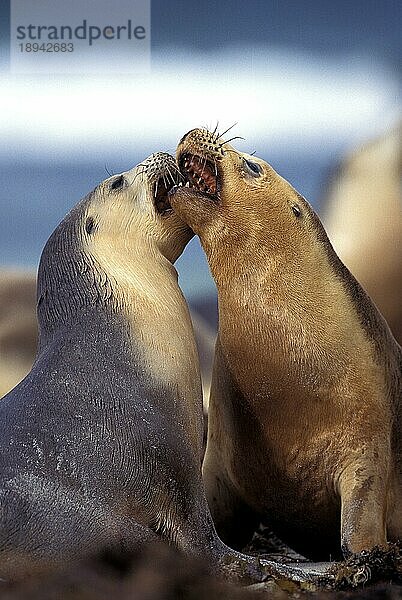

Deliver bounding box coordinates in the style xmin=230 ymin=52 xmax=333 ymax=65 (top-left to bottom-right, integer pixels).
xmin=36 ymin=200 xmax=106 ymax=349
xmin=36 ymin=196 xmax=201 ymax=409
xmin=208 ymin=236 xmax=311 ymax=293
xmin=36 ymin=197 xmax=182 ymax=351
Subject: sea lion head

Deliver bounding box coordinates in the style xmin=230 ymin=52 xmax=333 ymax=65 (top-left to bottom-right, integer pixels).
xmin=37 ymin=152 xmax=192 ymax=342
xmin=83 ymin=151 xmax=193 ymax=264
xmin=170 ymin=127 xmax=314 ymax=279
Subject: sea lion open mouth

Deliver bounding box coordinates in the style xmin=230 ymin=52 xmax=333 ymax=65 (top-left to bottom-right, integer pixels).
xmin=154 ymin=175 xmax=175 ymax=215
xmin=176 ymin=153 xmax=219 ymax=200
xmin=150 ymin=154 xmax=183 ymax=215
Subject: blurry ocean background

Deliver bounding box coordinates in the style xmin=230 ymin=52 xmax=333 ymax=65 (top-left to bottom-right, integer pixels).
xmin=0 ymin=0 xmax=400 ymax=324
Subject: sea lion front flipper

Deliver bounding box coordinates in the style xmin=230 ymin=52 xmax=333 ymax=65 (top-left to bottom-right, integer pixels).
xmin=338 ymin=449 xmax=388 ymax=556
xmin=203 ymin=451 xmax=260 ymax=549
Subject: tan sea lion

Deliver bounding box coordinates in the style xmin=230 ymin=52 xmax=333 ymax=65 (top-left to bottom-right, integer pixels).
xmin=0 ymin=151 xmax=328 ymax=585
xmin=170 ymin=127 xmax=402 ymax=561
xmin=323 ymin=124 xmax=402 ymax=344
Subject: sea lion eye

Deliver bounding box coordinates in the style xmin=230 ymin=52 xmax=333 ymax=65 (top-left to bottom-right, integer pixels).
xmin=243 ymin=158 xmax=262 ymax=176
xmin=110 ymin=175 xmax=126 ymax=190
xmin=292 ymin=205 xmax=302 ymax=218
xmin=85 ymin=216 xmax=96 ymax=234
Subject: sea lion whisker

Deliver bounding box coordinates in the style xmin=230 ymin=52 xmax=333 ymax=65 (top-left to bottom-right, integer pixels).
xmin=217 ymin=123 xmax=238 ymax=141
xmin=201 ymin=156 xmax=208 ymax=177
xmin=219 ymin=147 xmax=243 ymax=161
xmin=212 ymin=121 xmax=220 ymax=141
xmin=187 ymin=153 xmax=196 ymax=173
xmin=169 ymin=163 xmax=184 ymax=180
xmin=165 ymin=165 xmax=178 ymax=186
xmin=219 ymin=136 xmax=245 ymax=149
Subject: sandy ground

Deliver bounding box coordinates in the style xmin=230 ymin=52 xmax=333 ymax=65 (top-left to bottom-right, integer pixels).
xmin=0 ymin=539 xmax=400 ymax=599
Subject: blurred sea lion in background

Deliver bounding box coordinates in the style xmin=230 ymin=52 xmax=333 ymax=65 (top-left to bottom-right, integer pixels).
xmin=0 ymin=270 xmax=37 ymax=398
xmin=322 ymin=124 xmax=402 ymax=344
xmin=191 ymin=312 xmax=215 ymax=411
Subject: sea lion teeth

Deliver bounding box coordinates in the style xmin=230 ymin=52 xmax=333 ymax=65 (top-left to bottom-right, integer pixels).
xmin=179 ymin=152 xmax=218 ymax=198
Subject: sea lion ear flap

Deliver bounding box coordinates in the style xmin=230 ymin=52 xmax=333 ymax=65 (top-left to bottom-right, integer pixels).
xmin=85 ymin=216 xmax=97 ymax=235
